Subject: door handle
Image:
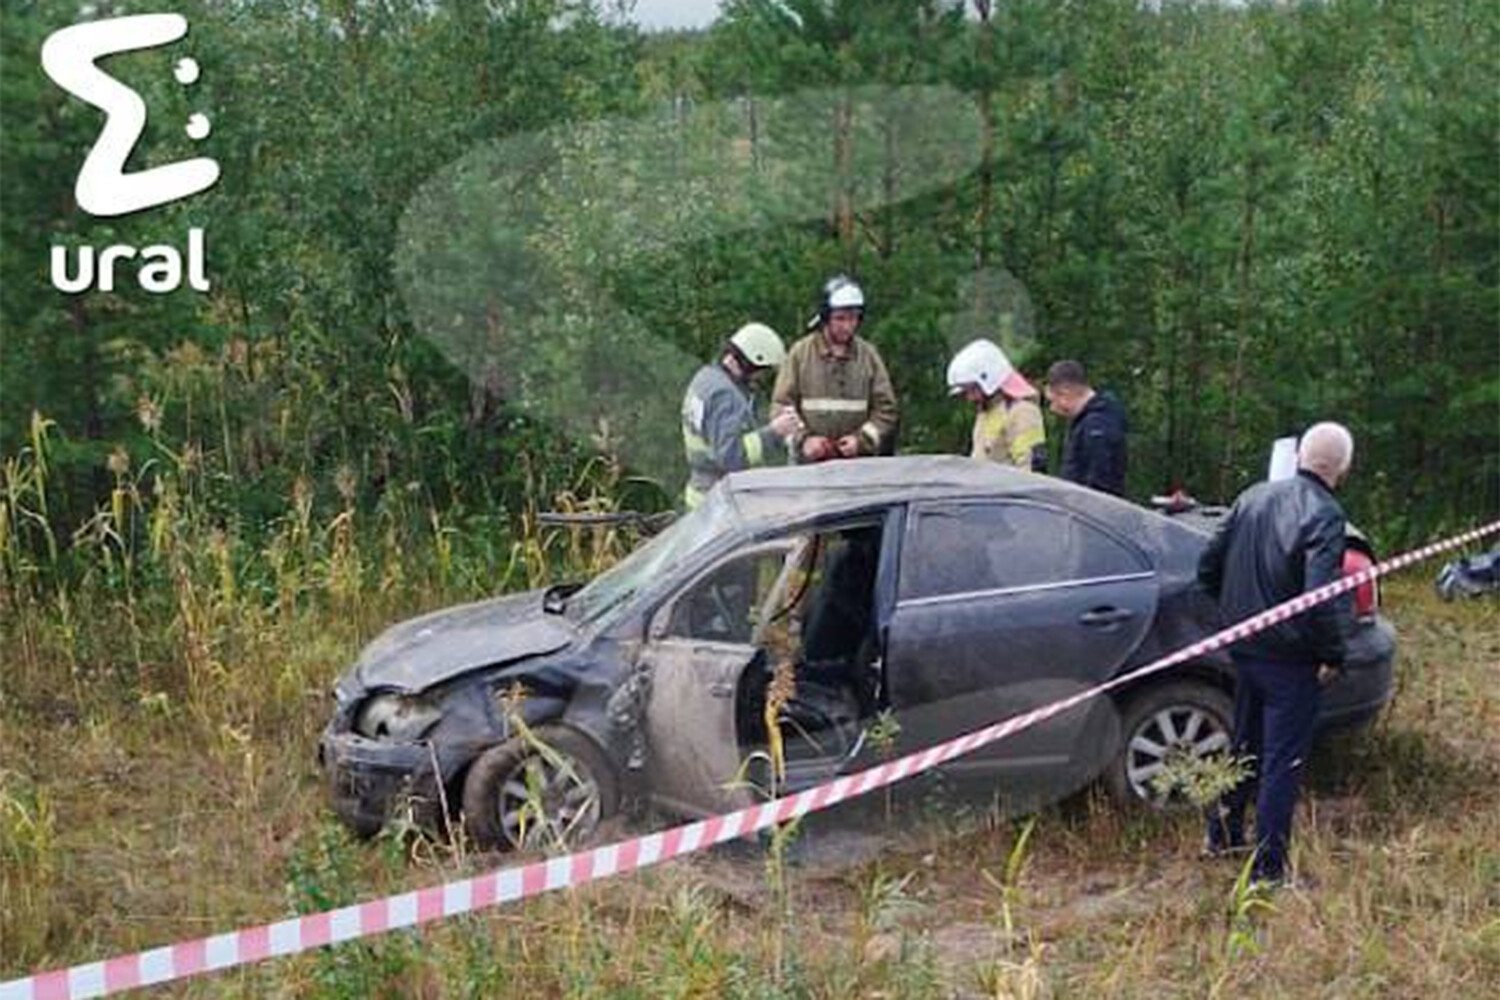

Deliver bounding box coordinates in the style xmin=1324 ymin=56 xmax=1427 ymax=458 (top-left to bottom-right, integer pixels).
xmin=1079 ymin=607 xmax=1134 ymax=627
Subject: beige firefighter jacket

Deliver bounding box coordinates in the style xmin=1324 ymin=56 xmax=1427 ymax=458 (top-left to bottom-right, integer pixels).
xmin=772 ymin=332 xmax=898 ymax=456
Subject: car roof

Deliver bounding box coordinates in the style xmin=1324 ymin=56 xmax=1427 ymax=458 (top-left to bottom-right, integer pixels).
xmin=709 ymin=455 xmax=1208 ymax=585
xmin=721 ymin=455 xmax=1082 ymax=524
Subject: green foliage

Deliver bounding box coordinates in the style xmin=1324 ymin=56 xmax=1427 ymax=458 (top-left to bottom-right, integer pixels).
xmin=286 ymin=821 xmax=416 ymax=1000
xmin=0 ymin=769 xmax=62 ymax=967
xmin=1153 ymin=751 xmax=1254 ymax=810
xmin=1216 ymin=852 xmax=1277 ymax=988
xmin=2 ymin=0 xmax=1496 ymax=566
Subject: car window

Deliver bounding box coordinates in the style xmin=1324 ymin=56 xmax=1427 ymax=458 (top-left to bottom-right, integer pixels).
xmin=566 ymin=490 xmax=737 ymax=626
xmin=902 ymin=501 xmax=1145 ymax=600
xmin=663 ymin=545 xmax=795 ymax=643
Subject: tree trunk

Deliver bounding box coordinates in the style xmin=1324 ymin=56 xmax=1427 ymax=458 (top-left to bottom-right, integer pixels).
xmin=975 ymin=0 xmax=995 ymax=278
xmin=1219 ymin=157 xmax=1259 ymax=498
xmin=834 ymin=93 xmax=855 ymax=261
xmin=880 ymin=116 xmax=897 ymax=259
xmin=747 ymin=96 xmax=760 ymax=175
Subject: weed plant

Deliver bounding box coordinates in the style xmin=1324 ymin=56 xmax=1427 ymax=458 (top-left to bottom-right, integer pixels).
xmin=2 ymin=407 xmax=1498 ymax=997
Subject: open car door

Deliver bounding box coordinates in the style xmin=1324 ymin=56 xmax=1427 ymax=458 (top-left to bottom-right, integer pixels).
xmin=640 ymin=538 xmax=808 ymax=818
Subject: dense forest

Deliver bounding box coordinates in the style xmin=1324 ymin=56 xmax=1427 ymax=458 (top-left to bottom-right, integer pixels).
xmin=2 ymin=3 xmax=1498 ymax=993
xmin=2 ymin=0 xmax=1497 ymax=580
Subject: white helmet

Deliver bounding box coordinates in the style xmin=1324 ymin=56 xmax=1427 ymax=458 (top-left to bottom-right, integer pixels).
xmin=808 ymin=275 xmax=866 ymax=330
xmin=729 ymin=322 xmax=787 ymax=368
xmin=946 ymin=338 xmax=1036 ymax=398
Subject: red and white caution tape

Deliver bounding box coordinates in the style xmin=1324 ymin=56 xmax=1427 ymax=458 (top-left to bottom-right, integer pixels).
xmin=4 ymin=518 xmax=1497 ymax=1000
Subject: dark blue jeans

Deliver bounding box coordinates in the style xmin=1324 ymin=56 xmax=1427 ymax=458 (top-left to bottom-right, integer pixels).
xmin=1206 ymin=656 xmax=1323 ymax=881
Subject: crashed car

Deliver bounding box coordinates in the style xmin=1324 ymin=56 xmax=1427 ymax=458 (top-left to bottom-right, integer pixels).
xmin=320 ymin=457 xmax=1396 ymax=850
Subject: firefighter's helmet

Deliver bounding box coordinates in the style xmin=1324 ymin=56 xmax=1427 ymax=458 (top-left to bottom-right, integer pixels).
xmin=728 ymin=322 xmax=787 ymax=369
xmin=808 ymin=275 xmax=866 ymax=330
xmin=946 ymin=338 xmax=1035 ymax=398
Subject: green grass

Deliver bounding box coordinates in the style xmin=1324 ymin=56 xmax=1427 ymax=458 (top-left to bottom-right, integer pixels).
xmin=3 ymin=442 xmax=1497 ymax=999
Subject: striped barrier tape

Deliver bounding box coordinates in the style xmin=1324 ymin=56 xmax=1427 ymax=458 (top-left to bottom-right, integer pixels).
xmin=4 ymin=517 xmax=1497 ymax=1000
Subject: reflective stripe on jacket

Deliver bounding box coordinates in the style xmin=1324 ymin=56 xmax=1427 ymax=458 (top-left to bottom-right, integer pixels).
xmin=971 ymin=395 xmax=1047 ymax=471
xmin=681 ymin=362 xmax=779 ymax=507
xmin=772 ymin=333 xmax=898 ymax=456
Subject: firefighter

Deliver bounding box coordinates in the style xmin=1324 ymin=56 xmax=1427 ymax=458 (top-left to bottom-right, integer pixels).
xmin=680 ymin=322 xmax=802 ymax=509
xmin=773 ymin=276 xmax=899 ymax=462
xmin=946 ymin=338 xmax=1047 ymax=472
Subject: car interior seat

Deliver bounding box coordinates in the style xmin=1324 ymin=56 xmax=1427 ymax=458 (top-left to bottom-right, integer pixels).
xmin=799 ymin=529 xmax=880 ymax=685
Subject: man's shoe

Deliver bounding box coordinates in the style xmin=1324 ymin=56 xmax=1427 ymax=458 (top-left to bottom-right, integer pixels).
xmin=1251 ymin=871 xmax=1319 ymax=893
xmin=1200 ymin=837 xmax=1252 ymax=861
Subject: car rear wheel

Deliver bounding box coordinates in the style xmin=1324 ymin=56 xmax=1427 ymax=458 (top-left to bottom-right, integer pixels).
xmin=1105 ymin=681 xmax=1234 ymax=810
xmin=462 ymin=725 xmax=619 ymax=852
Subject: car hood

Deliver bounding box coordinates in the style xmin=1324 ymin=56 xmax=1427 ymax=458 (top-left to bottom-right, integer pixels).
xmin=351 ymin=590 xmax=573 ymax=693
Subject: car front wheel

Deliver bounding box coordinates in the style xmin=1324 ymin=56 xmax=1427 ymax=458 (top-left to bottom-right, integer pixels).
xmin=1105 ymin=681 xmax=1234 ymax=810
xmin=462 ymin=725 xmax=619 ymax=852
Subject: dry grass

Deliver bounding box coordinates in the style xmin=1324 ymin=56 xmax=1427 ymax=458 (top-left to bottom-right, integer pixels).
xmin=2 ymin=433 xmax=1497 ymax=999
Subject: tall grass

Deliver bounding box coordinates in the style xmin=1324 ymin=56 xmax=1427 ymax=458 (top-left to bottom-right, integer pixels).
xmin=0 ymin=770 xmax=60 ymax=962
xmin=2 ymin=397 xmax=1497 ymax=997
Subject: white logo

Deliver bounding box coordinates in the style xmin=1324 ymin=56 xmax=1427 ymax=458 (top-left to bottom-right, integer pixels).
xmin=42 ymin=13 xmax=218 ymax=293
xmin=41 ymin=13 xmax=219 ymax=216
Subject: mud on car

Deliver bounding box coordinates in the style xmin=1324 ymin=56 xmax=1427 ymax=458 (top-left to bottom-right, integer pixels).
xmin=320 ymin=457 xmax=1396 ymax=851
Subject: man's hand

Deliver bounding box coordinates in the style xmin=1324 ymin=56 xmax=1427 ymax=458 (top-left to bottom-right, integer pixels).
xmin=1317 ymin=664 xmax=1341 ymax=687
xmin=835 ymin=434 xmax=861 ymax=458
xmin=769 ymin=408 xmax=803 ymax=440
xmin=801 ymin=435 xmax=835 ymax=462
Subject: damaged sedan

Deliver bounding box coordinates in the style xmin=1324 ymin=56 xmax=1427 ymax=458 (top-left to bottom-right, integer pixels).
xmin=320 ymin=457 xmax=1396 ymax=851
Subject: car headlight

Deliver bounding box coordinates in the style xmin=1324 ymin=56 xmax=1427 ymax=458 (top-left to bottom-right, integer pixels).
xmin=354 ymin=693 xmax=442 ymax=741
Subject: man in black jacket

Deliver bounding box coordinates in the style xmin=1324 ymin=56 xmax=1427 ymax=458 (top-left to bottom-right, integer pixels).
xmin=1044 ymin=360 xmax=1127 ymax=495
xmin=1197 ymin=422 xmax=1355 ymax=886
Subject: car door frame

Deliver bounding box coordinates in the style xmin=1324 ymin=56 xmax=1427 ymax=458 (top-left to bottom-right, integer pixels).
xmin=882 ymin=494 xmax=1161 ymax=780
xmin=635 ymin=503 xmax=904 ymax=815
xmin=637 ymin=537 xmax=808 ymax=818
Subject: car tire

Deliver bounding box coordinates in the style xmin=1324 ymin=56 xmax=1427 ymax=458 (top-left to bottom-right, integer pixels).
xmin=462 ymin=725 xmax=619 ymax=852
xmin=1104 ymin=680 xmax=1234 ymax=811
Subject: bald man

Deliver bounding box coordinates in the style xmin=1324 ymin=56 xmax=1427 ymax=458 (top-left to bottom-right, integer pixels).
xmin=1197 ymin=422 xmax=1355 ymax=887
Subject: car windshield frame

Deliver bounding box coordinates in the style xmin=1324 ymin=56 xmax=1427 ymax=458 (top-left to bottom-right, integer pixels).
xmin=564 ymin=490 xmax=739 ymax=628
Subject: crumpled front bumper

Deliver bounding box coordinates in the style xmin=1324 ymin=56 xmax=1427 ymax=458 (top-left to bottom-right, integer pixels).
xmin=318 ymin=725 xmax=445 ymax=838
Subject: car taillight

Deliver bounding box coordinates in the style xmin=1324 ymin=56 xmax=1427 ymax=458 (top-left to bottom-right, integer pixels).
xmin=1343 ymin=548 xmax=1378 ymax=617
